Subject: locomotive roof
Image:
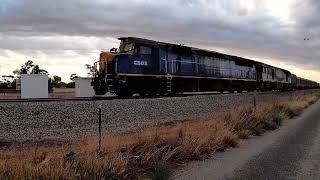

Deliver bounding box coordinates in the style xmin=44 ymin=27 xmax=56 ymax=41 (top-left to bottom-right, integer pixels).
xmin=119 ymin=37 xmax=291 ymax=74
xmin=119 ymin=37 xmax=227 ymax=54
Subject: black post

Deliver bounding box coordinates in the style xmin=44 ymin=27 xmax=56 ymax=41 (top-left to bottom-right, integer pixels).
xmin=98 ymin=105 xmax=102 ymax=153
xmin=254 ymin=95 xmax=256 ymax=110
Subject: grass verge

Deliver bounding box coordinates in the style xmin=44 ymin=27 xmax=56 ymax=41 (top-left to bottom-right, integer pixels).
xmin=1 ymin=92 xmax=320 ymax=179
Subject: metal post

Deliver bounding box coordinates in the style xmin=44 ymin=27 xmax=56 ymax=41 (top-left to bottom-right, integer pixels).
xmin=98 ymin=105 xmax=102 ymax=153
xmin=254 ymin=95 xmax=256 ymax=110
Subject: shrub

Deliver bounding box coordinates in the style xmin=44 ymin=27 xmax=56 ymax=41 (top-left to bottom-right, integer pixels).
xmin=75 ymin=160 xmax=128 ymax=180
xmin=238 ymin=130 xmax=249 ymax=139
xmin=251 ymin=122 xmax=265 ymax=136
xmin=262 ymin=121 xmax=278 ymax=131
xmin=222 ymin=135 xmax=238 ymax=148
xmin=271 ymin=112 xmax=283 ymax=126
xmin=286 ymin=107 xmax=299 ymax=118
xmin=148 ymin=162 xmax=172 ymax=180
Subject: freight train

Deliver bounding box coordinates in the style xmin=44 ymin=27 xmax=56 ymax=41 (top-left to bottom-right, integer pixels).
xmin=91 ymin=37 xmax=319 ymax=97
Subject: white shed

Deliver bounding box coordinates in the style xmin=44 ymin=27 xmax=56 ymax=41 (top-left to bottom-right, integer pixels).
xmin=74 ymin=77 xmax=95 ymax=97
xmin=16 ymin=78 xmax=21 ymax=91
xmin=21 ymin=74 xmax=48 ymax=99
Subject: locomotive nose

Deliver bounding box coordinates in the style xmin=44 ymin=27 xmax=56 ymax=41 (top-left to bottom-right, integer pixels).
xmin=99 ymin=52 xmax=117 ymax=74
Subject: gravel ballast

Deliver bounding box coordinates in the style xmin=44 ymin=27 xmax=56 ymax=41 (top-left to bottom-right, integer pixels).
xmin=0 ymin=90 xmax=318 ymax=141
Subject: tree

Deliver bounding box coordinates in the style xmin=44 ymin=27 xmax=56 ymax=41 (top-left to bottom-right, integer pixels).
xmin=66 ymin=82 xmax=75 ymax=88
xmin=49 ymin=75 xmax=67 ymax=88
xmin=0 ymin=75 xmax=16 ymax=89
xmin=51 ymin=76 xmax=62 ymax=88
xmin=31 ymin=65 xmax=48 ymax=75
xmin=13 ymin=60 xmax=34 ymax=75
xmin=66 ymin=73 xmax=78 ymax=89
xmin=2 ymin=75 xmax=14 ymax=82
xmin=0 ymin=81 xmax=11 ymax=89
xmin=85 ymin=64 xmax=97 ymax=77
xmin=13 ymin=60 xmax=48 ymax=76
xmin=70 ymin=73 xmax=79 ymax=81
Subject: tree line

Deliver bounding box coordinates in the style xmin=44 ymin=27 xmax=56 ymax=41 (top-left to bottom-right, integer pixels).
xmin=0 ymin=60 xmax=95 ymax=90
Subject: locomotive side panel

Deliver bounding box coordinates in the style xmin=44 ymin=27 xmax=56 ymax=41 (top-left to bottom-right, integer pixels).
xmin=257 ymin=62 xmax=292 ymax=91
xmin=192 ymin=51 xmax=256 ymax=81
xmin=91 ymin=37 xmax=317 ymax=97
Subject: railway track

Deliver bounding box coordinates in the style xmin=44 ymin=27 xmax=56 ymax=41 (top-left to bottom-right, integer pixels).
xmin=0 ymin=90 xmax=315 ymax=103
xmin=0 ymin=97 xmax=108 ymax=103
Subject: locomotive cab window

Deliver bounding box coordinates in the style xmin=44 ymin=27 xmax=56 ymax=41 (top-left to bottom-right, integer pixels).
xmin=138 ymin=46 xmax=152 ymax=55
xmin=121 ymin=43 xmax=134 ymax=53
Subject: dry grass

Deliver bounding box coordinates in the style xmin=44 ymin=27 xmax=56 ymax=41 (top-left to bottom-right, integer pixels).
xmin=1 ymin=92 xmax=320 ymax=179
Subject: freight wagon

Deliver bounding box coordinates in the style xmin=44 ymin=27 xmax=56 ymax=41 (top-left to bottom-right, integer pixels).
xmin=91 ymin=37 xmax=318 ymax=97
xmin=296 ymin=77 xmax=319 ymax=89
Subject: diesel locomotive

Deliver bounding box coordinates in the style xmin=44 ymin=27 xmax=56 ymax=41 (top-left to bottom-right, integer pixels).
xmin=91 ymin=37 xmax=319 ymax=97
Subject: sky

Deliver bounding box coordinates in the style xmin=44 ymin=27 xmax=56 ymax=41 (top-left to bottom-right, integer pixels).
xmin=0 ymin=0 xmax=319 ymax=82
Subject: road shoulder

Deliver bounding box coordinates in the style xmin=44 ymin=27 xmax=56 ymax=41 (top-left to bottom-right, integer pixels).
xmin=174 ymin=100 xmax=320 ymax=180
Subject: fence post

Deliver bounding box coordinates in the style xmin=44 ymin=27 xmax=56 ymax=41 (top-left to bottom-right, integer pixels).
xmin=98 ymin=105 xmax=102 ymax=154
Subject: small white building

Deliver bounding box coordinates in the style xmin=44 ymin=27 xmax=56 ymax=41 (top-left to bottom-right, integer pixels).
xmin=74 ymin=77 xmax=95 ymax=97
xmin=21 ymin=74 xmax=48 ymax=99
xmin=16 ymin=78 xmax=21 ymax=91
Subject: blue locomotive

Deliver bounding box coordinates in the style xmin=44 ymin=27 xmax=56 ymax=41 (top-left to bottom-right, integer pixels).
xmin=91 ymin=37 xmax=319 ymax=97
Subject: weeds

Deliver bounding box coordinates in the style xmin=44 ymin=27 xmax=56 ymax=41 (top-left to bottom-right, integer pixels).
xmin=148 ymin=162 xmax=172 ymax=180
xmin=251 ymin=122 xmax=266 ymax=136
xmin=75 ymin=160 xmax=128 ymax=180
xmin=222 ymin=135 xmax=238 ymax=148
xmin=238 ymin=130 xmax=250 ymax=139
xmin=0 ymin=92 xmax=319 ymax=179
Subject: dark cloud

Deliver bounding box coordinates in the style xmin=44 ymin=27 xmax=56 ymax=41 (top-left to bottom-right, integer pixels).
xmin=0 ymin=0 xmax=319 ymax=81
xmin=0 ymin=0 xmax=289 ymax=37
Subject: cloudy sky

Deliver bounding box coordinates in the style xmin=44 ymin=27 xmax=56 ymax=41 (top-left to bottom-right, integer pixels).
xmin=0 ymin=0 xmax=319 ymax=82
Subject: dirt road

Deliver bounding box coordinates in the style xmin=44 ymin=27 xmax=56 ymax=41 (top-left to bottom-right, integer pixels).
xmin=175 ymin=100 xmax=320 ymax=180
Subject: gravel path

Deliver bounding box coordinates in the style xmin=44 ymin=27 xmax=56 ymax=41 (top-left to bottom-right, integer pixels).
xmin=0 ymin=90 xmax=318 ymax=141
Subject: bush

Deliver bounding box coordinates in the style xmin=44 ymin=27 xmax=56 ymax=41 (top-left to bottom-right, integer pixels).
xmin=148 ymin=162 xmax=172 ymax=180
xmin=66 ymin=82 xmax=75 ymax=88
xmin=238 ymin=131 xmax=249 ymax=139
xmin=262 ymin=121 xmax=278 ymax=131
xmin=75 ymin=161 xmax=128 ymax=180
xmin=271 ymin=112 xmax=283 ymax=126
xmin=222 ymin=135 xmax=238 ymax=148
xmin=251 ymin=123 xmax=265 ymax=136
xmin=286 ymin=108 xmax=299 ymax=118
